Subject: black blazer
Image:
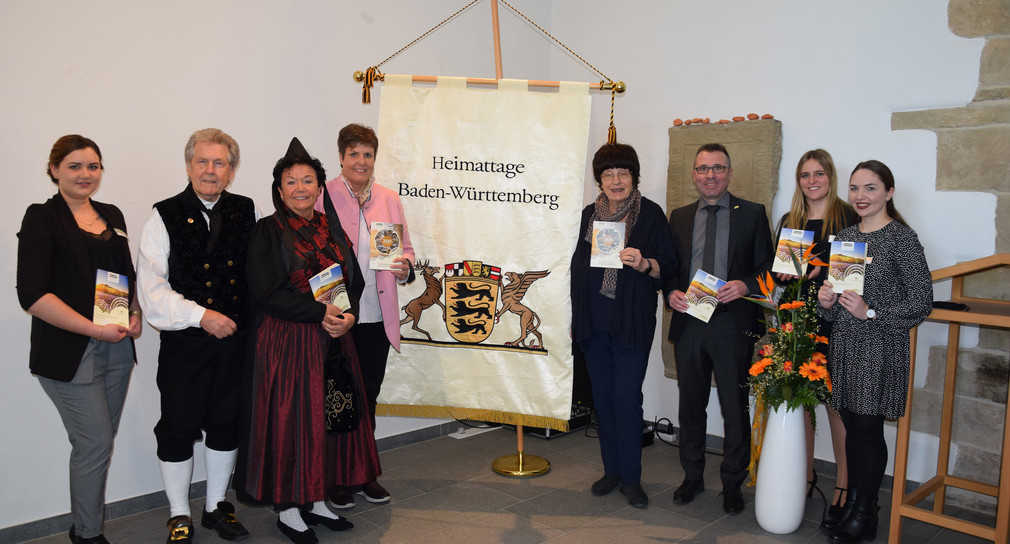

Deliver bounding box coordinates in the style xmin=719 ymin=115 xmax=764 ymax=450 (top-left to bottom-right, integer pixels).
xmin=664 ymin=193 xmax=774 ymax=342
xmin=16 ymin=193 xmax=137 ymax=381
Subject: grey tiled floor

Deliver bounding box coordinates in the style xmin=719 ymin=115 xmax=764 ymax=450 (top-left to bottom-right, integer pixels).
xmin=24 ymin=426 xmax=994 ymax=543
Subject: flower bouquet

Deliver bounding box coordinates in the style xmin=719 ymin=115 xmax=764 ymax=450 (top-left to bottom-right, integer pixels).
xmin=745 ymin=245 xmax=832 ymax=484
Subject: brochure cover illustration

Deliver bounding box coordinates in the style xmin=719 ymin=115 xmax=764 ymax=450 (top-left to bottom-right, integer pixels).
xmin=93 ymin=269 xmax=129 ymax=327
xmin=369 ymin=221 xmax=404 ymax=271
xmin=309 ymin=263 xmax=351 ymax=312
xmin=829 ymin=240 xmax=868 ymax=295
xmin=685 ymin=269 xmax=726 ymax=323
xmin=590 ymin=221 xmax=625 ymax=269
xmin=772 ymin=229 xmax=814 ymax=276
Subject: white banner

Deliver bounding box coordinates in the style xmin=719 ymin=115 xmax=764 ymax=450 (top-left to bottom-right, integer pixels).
xmin=374 ymin=75 xmax=590 ymax=429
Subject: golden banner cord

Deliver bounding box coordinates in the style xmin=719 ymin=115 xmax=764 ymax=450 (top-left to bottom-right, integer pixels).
xmin=352 ymin=0 xmax=625 ymax=140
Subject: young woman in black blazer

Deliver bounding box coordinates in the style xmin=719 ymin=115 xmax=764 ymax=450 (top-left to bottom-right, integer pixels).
xmin=16 ymin=135 xmax=141 ymax=544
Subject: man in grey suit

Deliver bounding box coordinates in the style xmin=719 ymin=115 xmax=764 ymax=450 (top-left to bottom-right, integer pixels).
xmin=664 ymin=143 xmax=773 ymax=515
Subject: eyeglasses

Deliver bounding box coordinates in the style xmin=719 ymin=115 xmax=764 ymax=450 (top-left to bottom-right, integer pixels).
xmin=601 ymin=169 xmax=632 ymax=181
xmin=694 ymin=165 xmax=728 ymax=174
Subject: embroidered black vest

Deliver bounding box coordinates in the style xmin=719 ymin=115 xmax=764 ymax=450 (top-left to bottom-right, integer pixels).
xmin=154 ymin=185 xmax=255 ymax=336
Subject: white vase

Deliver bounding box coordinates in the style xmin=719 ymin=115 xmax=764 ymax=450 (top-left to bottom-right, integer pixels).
xmin=754 ymin=404 xmax=807 ymax=534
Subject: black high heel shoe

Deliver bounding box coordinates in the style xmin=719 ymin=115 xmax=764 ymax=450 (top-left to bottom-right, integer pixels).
xmin=821 ymin=488 xmax=857 ymax=535
xmin=827 ymin=487 xmax=848 ymax=518
xmin=807 ymin=472 xmax=818 ymax=498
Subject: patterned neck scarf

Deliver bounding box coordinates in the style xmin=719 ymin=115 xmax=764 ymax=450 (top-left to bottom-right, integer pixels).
xmin=342 ymin=175 xmax=374 ymax=208
xmin=278 ymin=208 xmax=344 ymax=293
xmin=584 ymin=188 xmax=642 ymax=299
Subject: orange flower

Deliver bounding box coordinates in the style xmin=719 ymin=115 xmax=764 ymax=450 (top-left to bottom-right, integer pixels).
xmin=800 ymin=362 xmax=828 ymax=381
xmin=749 ymin=358 xmax=773 ymax=376
xmin=778 ymin=300 xmax=805 ymax=310
xmin=757 ymin=271 xmax=775 ymax=298
xmin=768 ymin=327 xmax=777 ymax=334
xmin=781 ymin=322 xmax=794 ymax=333
xmin=811 ymin=352 xmax=827 ymax=365
xmin=759 ymin=344 xmax=774 ymax=356
xmin=815 ymin=335 xmax=829 ymax=345
xmin=783 ymin=360 xmax=793 ymax=373
xmin=825 ymin=373 xmax=833 ymax=392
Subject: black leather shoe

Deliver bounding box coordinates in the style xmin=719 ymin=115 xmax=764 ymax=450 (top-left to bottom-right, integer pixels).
xmin=70 ymin=526 xmax=112 ymax=544
xmin=590 ymin=474 xmax=620 ymax=496
xmin=201 ymin=501 xmax=249 ymax=540
xmin=721 ymin=486 xmax=745 ymax=515
xmin=300 ymin=509 xmax=353 ymax=532
xmin=672 ymin=479 xmax=704 ymax=504
xmin=831 ymin=496 xmax=879 ymax=543
xmin=165 ymin=515 xmax=193 ymax=543
xmin=275 ymin=519 xmax=318 ymax=544
xmin=619 ymin=483 xmax=649 ymax=508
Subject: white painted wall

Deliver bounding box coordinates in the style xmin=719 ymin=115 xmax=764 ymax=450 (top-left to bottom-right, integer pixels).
xmin=548 ymin=0 xmax=987 ymax=475
xmin=0 ymin=0 xmax=988 ymax=530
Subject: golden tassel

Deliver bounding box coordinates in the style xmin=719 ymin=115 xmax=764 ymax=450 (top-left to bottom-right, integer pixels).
xmin=362 ymin=66 xmax=380 ymax=104
xmin=746 ymin=392 xmax=768 ymax=487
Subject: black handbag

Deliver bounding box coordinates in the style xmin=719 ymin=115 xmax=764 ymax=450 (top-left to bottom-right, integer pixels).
xmin=324 ymin=350 xmax=360 ymax=434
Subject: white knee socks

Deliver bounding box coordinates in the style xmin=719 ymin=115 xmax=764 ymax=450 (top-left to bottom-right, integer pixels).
xmin=204 ymin=447 xmax=237 ymax=512
xmin=278 ymin=507 xmax=308 ymax=531
xmin=159 ymin=458 xmax=194 ymax=518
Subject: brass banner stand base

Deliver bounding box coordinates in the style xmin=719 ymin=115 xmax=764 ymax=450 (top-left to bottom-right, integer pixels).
xmin=493 ymin=424 xmax=551 ymax=477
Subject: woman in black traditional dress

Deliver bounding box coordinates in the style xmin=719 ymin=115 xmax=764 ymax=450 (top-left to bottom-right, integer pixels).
xmin=244 ymin=138 xmax=377 ymax=544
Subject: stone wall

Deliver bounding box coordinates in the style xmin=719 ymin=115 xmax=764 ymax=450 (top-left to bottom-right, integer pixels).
xmin=662 ymin=120 xmax=782 ymax=378
xmin=893 ymin=0 xmax=1010 ymax=515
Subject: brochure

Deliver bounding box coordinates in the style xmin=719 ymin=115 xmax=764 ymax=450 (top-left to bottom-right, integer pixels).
xmin=93 ymin=268 xmax=129 ymax=327
xmin=685 ymin=269 xmax=726 ymax=323
xmin=309 ymin=263 xmax=351 ymax=312
xmin=828 ymin=240 xmax=868 ymax=295
xmin=772 ymin=229 xmax=814 ymax=276
xmin=590 ymin=221 xmax=625 ymax=269
xmin=369 ymin=222 xmax=404 ymax=271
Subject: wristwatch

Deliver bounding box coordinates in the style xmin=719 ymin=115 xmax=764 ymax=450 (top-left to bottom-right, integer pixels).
xmin=642 ymin=259 xmax=653 ymax=275
xmin=865 ymin=308 xmax=876 ymax=319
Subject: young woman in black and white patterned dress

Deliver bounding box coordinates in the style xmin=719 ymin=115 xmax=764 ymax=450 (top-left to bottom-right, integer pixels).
xmin=817 ymin=160 xmax=932 ymax=544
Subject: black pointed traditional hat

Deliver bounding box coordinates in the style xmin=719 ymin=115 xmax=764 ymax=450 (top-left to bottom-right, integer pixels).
xmin=271 ymin=137 xmax=327 ymax=212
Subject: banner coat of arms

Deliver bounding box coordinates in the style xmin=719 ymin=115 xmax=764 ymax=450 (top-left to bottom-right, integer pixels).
xmin=374 ymin=76 xmax=591 ymax=429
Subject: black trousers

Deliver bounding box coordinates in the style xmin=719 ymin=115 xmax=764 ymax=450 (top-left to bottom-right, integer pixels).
xmin=350 ymin=321 xmax=391 ymax=428
xmin=154 ymin=331 xmax=246 ymax=462
xmin=673 ymin=312 xmax=753 ymax=489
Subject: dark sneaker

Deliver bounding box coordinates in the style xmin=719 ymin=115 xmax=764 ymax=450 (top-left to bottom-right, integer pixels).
xmin=327 ymin=490 xmax=355 ymax=509
xmin=356 ymin=480 xmax=390 ymax=503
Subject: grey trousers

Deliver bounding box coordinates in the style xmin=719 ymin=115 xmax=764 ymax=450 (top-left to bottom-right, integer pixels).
xmin=38 ymin=339 xmax=134 ymax=539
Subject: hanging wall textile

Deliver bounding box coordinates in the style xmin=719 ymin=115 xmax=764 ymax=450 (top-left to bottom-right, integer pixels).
xmin=374 ymin=75 xmax=590 ymax=430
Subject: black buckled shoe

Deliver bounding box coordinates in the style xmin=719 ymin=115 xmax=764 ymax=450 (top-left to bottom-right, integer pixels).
xmin=201 ymin=501 xmax=249 ymax=540
xmin=165 ymin=515 xmax=193 ymax=543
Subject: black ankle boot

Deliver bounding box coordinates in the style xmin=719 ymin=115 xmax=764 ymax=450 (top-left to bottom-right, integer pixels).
xmin=820 ymin=488 xmax=856 ymax=534
xmin=830 ymin=496 xmax=879 ymax=543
